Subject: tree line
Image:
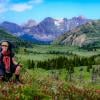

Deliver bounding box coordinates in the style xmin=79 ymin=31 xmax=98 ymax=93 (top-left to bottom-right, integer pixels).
xmin=26 ymin=55 xmax=96 ymax=70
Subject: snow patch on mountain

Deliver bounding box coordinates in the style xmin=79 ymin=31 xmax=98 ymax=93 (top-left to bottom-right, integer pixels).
xmin=54 ymin=19 xmax=64 ymax=26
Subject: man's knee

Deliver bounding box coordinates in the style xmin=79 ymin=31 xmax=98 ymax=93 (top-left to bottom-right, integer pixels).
xmin=15 ymin=66 xmax=21 ymax=75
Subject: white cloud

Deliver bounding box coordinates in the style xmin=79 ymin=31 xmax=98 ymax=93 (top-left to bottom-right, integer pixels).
xmin=10 ymin=3 xmax=32 ymax=12
xmin=0 ymin=0 xmax=43 ymax=13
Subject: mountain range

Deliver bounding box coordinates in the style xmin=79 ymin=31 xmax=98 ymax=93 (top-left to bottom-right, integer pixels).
xmin=53 ymin=20 xmax=100 ymax=48
xmin=0 ymin=16 xmax=89 ymax=44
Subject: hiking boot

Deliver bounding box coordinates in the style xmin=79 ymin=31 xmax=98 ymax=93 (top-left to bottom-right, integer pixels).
xmin=0 ymin=76 xmax=4 ymax=82
xmin=4 ymin=73 xmax=12 ymax=82
xmin=15 ymin=75 xmax=23 ymax=84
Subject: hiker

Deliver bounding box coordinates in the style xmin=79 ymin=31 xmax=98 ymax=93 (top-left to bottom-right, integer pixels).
xmin=0 ymin=40 xmax=22 ymax=83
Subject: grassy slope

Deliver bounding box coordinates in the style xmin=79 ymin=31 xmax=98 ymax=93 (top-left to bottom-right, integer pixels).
xmin=0 ymin=28 xmax=32 ymax=47
xmin=0 ymin=29 xmax=19 ymax=40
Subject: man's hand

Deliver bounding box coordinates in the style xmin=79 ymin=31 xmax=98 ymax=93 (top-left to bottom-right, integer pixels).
xmin=19 ymin=64 xmax=23 ymax=67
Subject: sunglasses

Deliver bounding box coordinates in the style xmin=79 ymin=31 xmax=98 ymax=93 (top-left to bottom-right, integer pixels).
xmin=1 ymin=45 xmax=8 ymax=47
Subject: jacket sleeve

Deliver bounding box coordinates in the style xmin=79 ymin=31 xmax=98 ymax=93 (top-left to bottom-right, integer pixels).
xmin=11 ymin=52 xmax=15 ymax=58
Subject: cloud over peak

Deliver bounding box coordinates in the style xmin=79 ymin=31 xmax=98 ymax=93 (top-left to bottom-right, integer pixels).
xmin=0 ymin=0 xmax=44 ymax=13
xmin=10 ymin=3 xmax=32 ymax=12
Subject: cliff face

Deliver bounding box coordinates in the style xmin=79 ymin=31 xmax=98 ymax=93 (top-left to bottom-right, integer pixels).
xmin=61 ymin=34 xmax=86 ymax=47
xmin=53 ymin=20 xmax=100 ymax=47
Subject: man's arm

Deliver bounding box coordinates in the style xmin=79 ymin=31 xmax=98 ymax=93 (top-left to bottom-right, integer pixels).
xmin=12 ymin=57 xmax=19 ymax=65
xmin=12 ymin=57 xmax=22 ymax=67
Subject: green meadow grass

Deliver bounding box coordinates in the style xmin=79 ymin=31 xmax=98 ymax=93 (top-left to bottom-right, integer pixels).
xmin=0 ymin=45 xmax=100 ymax=99
xmin=16 ymin=45 xmax=100 ymax=89
xmin=24 ymin=45 xmax=100 ymax=56
xmin=17 ymin=45 xmax=100 ymax=61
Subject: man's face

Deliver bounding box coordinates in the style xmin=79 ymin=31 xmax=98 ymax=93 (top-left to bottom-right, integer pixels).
xmin=1 ymin=42 xmax=9 ymax=52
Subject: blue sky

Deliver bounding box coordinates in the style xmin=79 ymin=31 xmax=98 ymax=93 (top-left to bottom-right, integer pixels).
xmin=0 ymin=0 xmax=100 ymax=24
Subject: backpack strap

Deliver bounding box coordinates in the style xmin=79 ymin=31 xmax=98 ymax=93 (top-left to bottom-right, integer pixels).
xmin=0 ymin=52 xmax=3 ymax=63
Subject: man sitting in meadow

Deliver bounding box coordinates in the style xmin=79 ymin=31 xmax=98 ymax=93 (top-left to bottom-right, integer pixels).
xmin=0 ymin=40 xmax=22 ymax=83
